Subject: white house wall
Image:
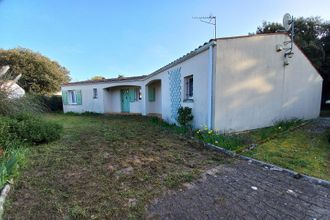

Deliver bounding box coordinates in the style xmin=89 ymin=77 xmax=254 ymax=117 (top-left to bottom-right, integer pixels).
xmin=109 ymin=88 xmax=121 ymax=112
xmin=62 ymin=47 xmax=212 ymax=128
xmin=62 ymin=84 xmax=105 ymax=113
xmin=143 ymin=48 xmax=210 ymax=127
xmin=105 ymin=87 xmax=142 ymax=113
xmin=103 ymin=88 xmax=112 ymax=112
xmin=281 ymin=44 xmax=322 ymax=119
xmin=146 ymin=81 xmax=162 ymax=114
xmin=214 ymin=34 xmax=323 ymax=132
xmin=62 ymin=81 xmax=144 ymax=114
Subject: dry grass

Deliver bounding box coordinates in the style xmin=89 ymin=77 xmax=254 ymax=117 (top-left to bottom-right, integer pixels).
xmin=5 ymin=114 xmax=230 ymax=219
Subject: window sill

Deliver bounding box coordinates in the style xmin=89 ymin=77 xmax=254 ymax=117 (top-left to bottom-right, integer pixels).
xmin=183 ymin=99 xmax=194 ymax=103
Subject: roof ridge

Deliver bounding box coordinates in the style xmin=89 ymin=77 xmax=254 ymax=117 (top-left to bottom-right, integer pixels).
xmin=216 ymin=32 xmax=288 ymax=40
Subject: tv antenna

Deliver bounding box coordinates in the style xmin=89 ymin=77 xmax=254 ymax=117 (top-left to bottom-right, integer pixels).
xmin=282 ymin=13 xmax=295 ymax=58
xmin=193 ymin=15 xmax=217 ymax=39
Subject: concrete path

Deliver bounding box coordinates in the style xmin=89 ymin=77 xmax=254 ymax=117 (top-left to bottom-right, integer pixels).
xmin=147 ymin=160 xmax=330 ymax=220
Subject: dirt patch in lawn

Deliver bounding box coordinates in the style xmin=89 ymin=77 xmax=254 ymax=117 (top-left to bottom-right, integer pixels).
xmin=4 ymin=114 xmax=231 ymax=219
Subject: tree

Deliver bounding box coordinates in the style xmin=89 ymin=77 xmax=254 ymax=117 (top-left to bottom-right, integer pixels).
xmin=256 ymin=21 xmax=283 ymax=34
xmin=256 ymin=17 xmax=330 ymax=106
xmin=0 ymin=48 xmax=70 ymax=95
xmin=91 ymin=75 xmax=106 ymax=81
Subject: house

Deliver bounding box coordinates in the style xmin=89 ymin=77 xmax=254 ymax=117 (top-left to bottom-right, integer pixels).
xmin=61 ymin=33 xmax=323 ymax=132
xmin=0 ymin=80 xmax=25 ymax=99
xmin=0 ymin=66 xmax=25 ymax=99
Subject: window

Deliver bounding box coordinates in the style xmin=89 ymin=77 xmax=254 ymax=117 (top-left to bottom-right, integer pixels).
xmin=63 ymin=90 xmax=82 ymax=105
xmin=68 ymin=90 xmax=77 ymax=104
xmin=148 ymin=87 xmax=155 ymax=102
xmin=137 ymin=88 xmax=142 ymax=100
xmin=127 ymin=88 xmax=140 ymax=102
xmin=184 ymin=75 xmax=193 ymax=100
xmin=93 ymin=88 xmax=98 ymax=99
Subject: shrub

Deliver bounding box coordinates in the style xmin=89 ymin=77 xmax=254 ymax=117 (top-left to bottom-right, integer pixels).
xmin=11 ymin=114 xmax=63 ymax=144
xmin=0 ymin=66 xmax=46 ymax=116
xmin=0 ymin=116 xmax=24 ymax=150
xmin=0 ymin=116 xmax=14 ymax=147
xmin=0 ymin=116 xmax=28 ymax=188
xmin=38 ymin=95 xmax=63 ymax=112
xmin=0 ymin=91 xmax=45 ymax=116
xmin=177 ymin=107 xmax=193 ymax=128
xmin=0 ymin=117 xmax=12 ymax=139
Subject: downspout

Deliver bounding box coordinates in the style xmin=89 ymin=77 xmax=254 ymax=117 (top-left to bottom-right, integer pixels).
xmin=207 ymin=40 xmax=216 ymax=129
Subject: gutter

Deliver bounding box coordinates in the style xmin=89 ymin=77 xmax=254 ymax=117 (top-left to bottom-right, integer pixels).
xmin=207 ymin=40 xmax=216 ymax=129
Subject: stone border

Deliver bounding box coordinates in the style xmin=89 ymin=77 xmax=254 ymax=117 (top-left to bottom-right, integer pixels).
xmin=203 ymin=142 xmax=330 ymax=189
xmin=0 ymin=181 xmax=12 ymax=218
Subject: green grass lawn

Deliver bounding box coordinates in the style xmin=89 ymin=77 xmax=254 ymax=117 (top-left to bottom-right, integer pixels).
xmin=5 ymin=114 xmax=230 ymax=219
xmin=242 ymin=123 xmax=330 ymax=180
xmin=195 ymin=119 xmax=330 ymax=181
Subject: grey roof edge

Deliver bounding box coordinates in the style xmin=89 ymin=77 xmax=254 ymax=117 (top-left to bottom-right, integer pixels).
xmin=62 ymin=40 xmax=216 ymax=87
xmin=61 ymin=75 xmax=147 ymax=87
xmin=62 ymin=33 xmax=288 ymax=87
xmin=143 ymin=40 xmax=216 ymax=80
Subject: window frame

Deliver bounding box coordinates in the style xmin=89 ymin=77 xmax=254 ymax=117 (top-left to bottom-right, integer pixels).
xmin=68 ymin=90 xmax=77 ymax=104
xmin=93 ymin=88 xmax=98 ymax=99
xmin=184 ymin=75 xmax=194 ymax=101
xmin=148 ymin=86 xmax=156 ymax=102
xmin=136 ymin=88 xmax=142 ymax=100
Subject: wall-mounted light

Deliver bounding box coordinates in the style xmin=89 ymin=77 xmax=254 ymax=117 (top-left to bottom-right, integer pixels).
xmin=276 ymin=44 xmax=283 ymax=52
xmin=286 ymin=52 xmax=294 ymax=58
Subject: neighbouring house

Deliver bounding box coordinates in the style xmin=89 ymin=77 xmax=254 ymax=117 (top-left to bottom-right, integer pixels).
xmin=0 ymin=66 xmax=25 ymax=99
xmin=61 ymin=33 xmax=323 ymax=132
xmin=0 ymin=80 xmax=25 ymax=99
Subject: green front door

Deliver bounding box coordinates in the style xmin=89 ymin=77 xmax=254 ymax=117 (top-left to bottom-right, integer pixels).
xmin=121 ymin=89 xmax=130 ymax=113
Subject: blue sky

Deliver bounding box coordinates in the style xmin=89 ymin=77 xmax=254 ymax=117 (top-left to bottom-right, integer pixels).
xmin=1 ymin=0 xmax=330 ymax=81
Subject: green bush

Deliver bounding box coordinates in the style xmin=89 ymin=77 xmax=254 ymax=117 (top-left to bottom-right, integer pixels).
xmin=38 ymin=95 xmax=63 ymax=112
xmin=0 ymin=116 xmax=29 ymax=188
xmin=0 ymin=117 xmax=12 ymax=143
xmin=1 ymin=114 xmax=62 ymax=145
xmin=0 ymin=91 xmax=45 ymax=116
xmin=0 ymin=116 xmax=23 ymax=149
xmin=177 ymin=106 xmax=193 ymax=128
xmin=11 ymin=114 xmax=63 ymax=144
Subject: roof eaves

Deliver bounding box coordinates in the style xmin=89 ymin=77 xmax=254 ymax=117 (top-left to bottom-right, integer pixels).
xmin=144 ymin=40 xmax=216 ymax=80
xmin=62 ymin=75 xmax=147 ymax=87
xmin=216 ymin=32 xmax=288 ymax=41
xmin=62 ymin=40 xmax=216 ymax=86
